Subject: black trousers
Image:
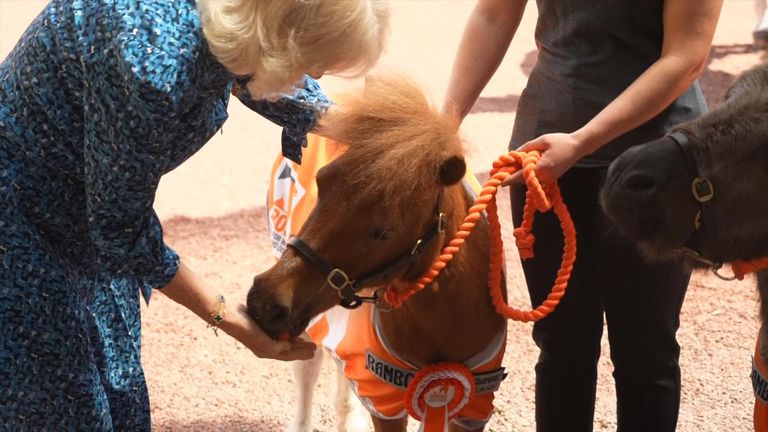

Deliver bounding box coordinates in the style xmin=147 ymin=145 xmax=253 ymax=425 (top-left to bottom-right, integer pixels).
xmin=511 ymin=167 xmax=690 ymax=432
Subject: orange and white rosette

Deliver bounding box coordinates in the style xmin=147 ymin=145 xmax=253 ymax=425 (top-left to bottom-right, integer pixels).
xmin=404 ymin=363 xmax=475 ymax=432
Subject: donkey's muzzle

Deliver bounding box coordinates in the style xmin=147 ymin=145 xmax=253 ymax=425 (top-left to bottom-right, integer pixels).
xmin=602 ymin=137 xmax=684 ymax=239
xmin=617 ymin=171 xmax=661 ymax=198
xmin=605 ymin=140 xmax=677 ymax=198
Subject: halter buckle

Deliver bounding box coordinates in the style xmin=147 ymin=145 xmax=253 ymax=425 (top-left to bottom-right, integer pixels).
xmin=438 ymin=212 xmax=447 ymax=233
xmin=692 ymin=177 xmax=714 ymax=202
xmin=327 ymin=268 xmax=352 ymax=291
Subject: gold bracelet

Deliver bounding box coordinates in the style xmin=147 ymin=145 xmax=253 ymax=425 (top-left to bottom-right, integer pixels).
xmin=207 ymin=294 xmax=226 ymax=336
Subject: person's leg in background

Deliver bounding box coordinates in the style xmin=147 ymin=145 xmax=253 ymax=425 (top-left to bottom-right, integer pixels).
xmin=597 ymin=169 xmax=691 ymax=432
xmin=512 ymin=167 xmax=604 ymax=432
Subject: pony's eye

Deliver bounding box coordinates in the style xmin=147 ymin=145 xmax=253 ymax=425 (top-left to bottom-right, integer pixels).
xmin=369 ymin=227 xmax=394 ymax=241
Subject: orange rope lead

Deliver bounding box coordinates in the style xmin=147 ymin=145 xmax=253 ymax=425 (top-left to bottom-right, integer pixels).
xmin=384 ymin=150 xmax=577 ymax=323
xmin=732 ymin=257 xmax=768 ymax=281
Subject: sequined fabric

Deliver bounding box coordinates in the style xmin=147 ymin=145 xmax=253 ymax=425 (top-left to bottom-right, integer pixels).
xmin=0 ymin=0 xmax=330 ymax=429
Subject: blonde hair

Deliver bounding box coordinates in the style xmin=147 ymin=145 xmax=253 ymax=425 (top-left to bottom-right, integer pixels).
xmin=198 ymin=0 xmax=389 ymax=97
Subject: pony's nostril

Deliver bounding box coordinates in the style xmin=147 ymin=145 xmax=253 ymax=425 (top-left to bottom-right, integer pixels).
xmin=268 ymin=303 xmax=289 ymax=325
xmin=622 ymin=173 xmax=658 ymax=194
xmin=257 ymin=301 xmax=291 ymax=335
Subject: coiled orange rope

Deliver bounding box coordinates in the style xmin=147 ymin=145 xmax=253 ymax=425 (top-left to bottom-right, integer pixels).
xmin=384 ymin=150 xmax=577 ymax=323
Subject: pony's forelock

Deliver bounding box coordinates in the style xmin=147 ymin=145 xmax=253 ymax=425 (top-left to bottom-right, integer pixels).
xmin=326 ymin=74 xmax=464 ymax=213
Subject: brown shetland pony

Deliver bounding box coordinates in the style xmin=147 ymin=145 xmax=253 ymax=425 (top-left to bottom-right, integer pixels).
xmin=246 ymin=75 xmax=507 ymax=432
xmin=601 ymin=62 xmax=768 ymax=429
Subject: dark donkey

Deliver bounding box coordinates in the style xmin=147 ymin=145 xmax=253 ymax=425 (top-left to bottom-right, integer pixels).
xmin=601 ymin=62 xmax=768 ymax=430
xmin=247 ymin=75 xmax=508 ymax=432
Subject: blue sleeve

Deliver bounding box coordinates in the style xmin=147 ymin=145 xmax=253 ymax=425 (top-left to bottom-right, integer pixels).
xmin=233 ymin=76 xmax=333 ymax=164
xmin=78 ymin=7 xmax=202 ymax=291
xmin=82 ymin=80 xmax=180 ymax=290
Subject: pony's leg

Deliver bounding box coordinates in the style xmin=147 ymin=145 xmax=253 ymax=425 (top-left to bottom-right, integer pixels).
xmin=370 ymin=416 xmax=407 ymax=432
xmin=287 ymin=347 xmax=324 ymax=432
xmin=333 ymin=359 xmax=371 ymax=432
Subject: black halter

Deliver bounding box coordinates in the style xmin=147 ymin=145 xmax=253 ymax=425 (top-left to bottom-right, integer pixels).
xmin=668 ymin=131 xmax=735 ymax=280
xmin=669 ymin=130 xmax=714 ymax=224
xmin=287 ymin=192 xmax=447 ymax=309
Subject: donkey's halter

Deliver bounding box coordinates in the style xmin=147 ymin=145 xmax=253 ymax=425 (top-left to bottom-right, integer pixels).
xmin=669 ymin=131 xmax=714 ymax=227
xmin=287 ymin=192 xmax=447 ymax=310
xmin=669 ymin=131 xmax=768 ymax=281
xmin=669 ymin=130 xmax=738 ymax=281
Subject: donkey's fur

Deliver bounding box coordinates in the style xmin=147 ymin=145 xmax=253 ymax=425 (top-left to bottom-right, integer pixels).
xmin=601 ymin=62 xmax=768 ymax=358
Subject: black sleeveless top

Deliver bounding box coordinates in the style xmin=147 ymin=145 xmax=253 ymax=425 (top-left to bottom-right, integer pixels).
xmin=510 ymin=0 xmax=707 ymax=167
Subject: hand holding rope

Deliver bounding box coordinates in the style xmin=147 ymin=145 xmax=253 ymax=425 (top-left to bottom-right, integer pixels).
xmin=384 ymin=150 xmax=577 ymax=323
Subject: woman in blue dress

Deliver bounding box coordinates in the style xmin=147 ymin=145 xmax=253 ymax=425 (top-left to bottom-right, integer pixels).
xmin=0 ymin=0 xmax=389 ymax=429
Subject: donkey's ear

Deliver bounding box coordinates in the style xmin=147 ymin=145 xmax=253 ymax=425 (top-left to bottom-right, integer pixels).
xmin=438 ymin=155 xmax=466 ymax=186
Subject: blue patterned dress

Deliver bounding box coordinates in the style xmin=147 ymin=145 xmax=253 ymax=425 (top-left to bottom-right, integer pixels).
xmin=0 ymin=1 xmax=331 ymax=430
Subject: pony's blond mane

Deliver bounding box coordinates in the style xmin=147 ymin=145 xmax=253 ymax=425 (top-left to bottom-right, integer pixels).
xmin=323 ymin=75 xmax=464 ymax=210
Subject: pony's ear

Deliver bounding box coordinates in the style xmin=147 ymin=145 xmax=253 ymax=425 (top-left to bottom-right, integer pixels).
xmin=313 ymin=105 xmax=352 ymax=144
xmin=438 ymin=155 xmax=466 ymax=186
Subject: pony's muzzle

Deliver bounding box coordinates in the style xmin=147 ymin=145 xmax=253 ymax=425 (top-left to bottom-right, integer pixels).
xmin=246 ymin=279 xmax=293 ymax=339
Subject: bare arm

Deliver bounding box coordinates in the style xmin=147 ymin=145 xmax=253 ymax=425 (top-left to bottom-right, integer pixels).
xmin=571 ymin=0 xmax=724 ymax=155
xmin=442 ymin=0 xmax=527 ymax=120
xmin=508 ymin=0 xmax=724 ymax=185
xmin=159 ymin=260 xmax=316 ymax=361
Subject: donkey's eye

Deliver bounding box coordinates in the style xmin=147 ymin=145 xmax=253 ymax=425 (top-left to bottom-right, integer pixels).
xmin=369 ymin=227 xmax=394 ymax=241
